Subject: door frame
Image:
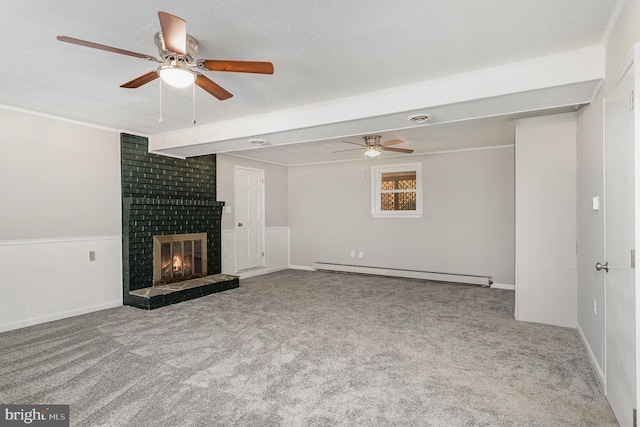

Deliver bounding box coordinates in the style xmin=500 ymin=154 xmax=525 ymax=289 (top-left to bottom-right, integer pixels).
xmin=234 ymin=165 xmax=265 ymax=271
xmin=635 ymin=43 xmax=640 ymax=420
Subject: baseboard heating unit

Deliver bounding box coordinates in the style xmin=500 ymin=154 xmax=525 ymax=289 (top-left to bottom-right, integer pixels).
xmin=312 ymin=262 xmax=492 ymax=287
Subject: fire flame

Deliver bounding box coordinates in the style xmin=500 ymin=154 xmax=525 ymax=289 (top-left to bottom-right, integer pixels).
xmin=172 ymin=254 xmax=183 ymax=272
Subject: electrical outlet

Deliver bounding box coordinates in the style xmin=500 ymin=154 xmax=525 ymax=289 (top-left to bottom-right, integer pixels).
xmin=593 ymin=298 xmax=597 ymax=316
xmin=358 ymin=251 xmax=364 ymax=258
xmin=350 ymin=250 xmax=355 ymax=258
xmin=89 ymin=251 xmax=96 ymax=261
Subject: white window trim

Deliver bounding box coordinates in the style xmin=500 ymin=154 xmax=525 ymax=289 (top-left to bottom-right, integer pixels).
xmin=371 ymin=162 xmax=423 ymax=218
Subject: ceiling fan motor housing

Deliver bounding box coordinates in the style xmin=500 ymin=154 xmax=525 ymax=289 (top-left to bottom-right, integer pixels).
xmin=363 ymin=135 xmax=382 ymax=147
xmin=154 ymin=32 xmax=199 ymax=63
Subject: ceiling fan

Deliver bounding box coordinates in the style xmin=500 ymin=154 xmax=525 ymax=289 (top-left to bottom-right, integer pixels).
xmin=57 ymin=11 xmax=274 ymax=100
xmin=334 ymin=135 xmax=414 ymax=158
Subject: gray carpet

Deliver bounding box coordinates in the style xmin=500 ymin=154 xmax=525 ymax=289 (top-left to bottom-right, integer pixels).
xmin=0 ymin=270 xmax=616 ymax=426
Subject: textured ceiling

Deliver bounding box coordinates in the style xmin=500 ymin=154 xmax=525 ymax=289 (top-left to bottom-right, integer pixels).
xmin=1 ymin=0 xmax=618 ymax=163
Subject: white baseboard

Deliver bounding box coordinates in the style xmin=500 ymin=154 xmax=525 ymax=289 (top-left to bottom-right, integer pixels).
xmin=237 ymin=266 xmax=289 ymax=279
xmin=289 ymin=264 xmax=314 ymax=271
xmin=576 ymin=323 xmax=605 ymax=391
xmin=311 ymin=262 xmax=491 ymax=286
xmin=240 ymin=263 xmax=512 ymax=292
xmin=491 ymin=283 xmax=515 ymax=290
xmin=0 ymin=300 xmax=122 ymax=333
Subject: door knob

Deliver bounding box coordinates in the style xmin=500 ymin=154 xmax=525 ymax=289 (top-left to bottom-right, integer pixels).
xmin=238 ymin=223 xmax=243 ymax=227
xmin=595 ymin=262 xmax=609 ymax=272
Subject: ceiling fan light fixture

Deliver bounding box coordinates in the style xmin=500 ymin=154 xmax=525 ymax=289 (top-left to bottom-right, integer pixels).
xmin=158 ymin=65 xmax=196 ymax=88
xmin=365 ymin=147 xmax=381 ymax=158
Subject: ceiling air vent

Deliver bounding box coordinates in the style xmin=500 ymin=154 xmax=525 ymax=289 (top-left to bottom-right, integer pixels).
xmin=408 ymin=114 xmax=432 ymax=123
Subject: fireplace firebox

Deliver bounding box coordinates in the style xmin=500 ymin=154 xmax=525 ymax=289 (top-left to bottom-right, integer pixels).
xmin=153 ymin=233 xmax=207 ymax=286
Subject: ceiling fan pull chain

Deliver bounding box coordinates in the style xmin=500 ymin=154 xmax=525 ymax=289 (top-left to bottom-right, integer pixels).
xmin=158 ymin=79 xmax=164 ymax=123
xmin=192 ymin=83 xmax=197 ymax=125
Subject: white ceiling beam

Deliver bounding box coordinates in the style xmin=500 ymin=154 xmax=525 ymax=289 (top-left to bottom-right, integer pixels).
xmin=149 ymin=45 xmax=605 ymax=155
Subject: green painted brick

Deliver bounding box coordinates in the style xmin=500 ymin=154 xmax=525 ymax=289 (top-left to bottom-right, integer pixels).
xmin=121 ymin=134 xmax=223 ymax=299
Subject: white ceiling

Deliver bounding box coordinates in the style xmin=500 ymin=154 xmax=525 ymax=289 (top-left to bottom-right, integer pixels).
xmin=223 ymin=107 xmax=586 ymax=166
xmin=1 ymin=1 xmax=619 ymax=164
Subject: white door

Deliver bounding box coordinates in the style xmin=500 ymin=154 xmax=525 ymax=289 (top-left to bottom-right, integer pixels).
xmin=604 ymin=64 xmax=636 ymax=426
xmin=235 ymin=166 xmax=265 ymax=271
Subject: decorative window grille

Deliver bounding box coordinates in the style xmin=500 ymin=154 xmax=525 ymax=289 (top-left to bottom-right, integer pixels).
xmin=380 ymin=171 xmax=417 ymax=211
xmin=371 ymin=163 xmax=422 ymax=218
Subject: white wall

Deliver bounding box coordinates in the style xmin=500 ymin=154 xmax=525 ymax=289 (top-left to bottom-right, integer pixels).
xmin=217 ymin=154 xmax=290 ymax=276
xmin=0 ymin=108 xmax=122 ymax=332
xmin=288 ymin=147 xmax=515 ymax=285
xmin=515 ymin=112 xmax=577 ymax=328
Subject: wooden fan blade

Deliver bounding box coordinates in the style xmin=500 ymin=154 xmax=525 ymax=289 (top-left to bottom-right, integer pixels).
xmin=158 ymin=11 xmax=187 ymax=55
xmin=382 ymin=147 xmax=414 ymax=154
xmin=57 ymin=35 xmax=152 ymax=59
xmin=120 ymin=71 xmax=159 ymax=88
xmin=195 ymin=75 xmax=233 ymax=100
xmin=200 ymin=60 xmax=274 ymax=74
xmin=381 ymin=139 xmax=404 ymax=146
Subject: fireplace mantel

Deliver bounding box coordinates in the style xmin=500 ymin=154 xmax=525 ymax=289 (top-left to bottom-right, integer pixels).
xmin=123 ymin=197 xmax=225 ymax=208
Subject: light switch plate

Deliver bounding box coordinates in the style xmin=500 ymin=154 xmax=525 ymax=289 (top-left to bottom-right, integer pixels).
xmin=592 ymin=196 xmax=600 ymax=211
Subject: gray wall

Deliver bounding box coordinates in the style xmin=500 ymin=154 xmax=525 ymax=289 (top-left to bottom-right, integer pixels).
xmin=576 ymin=90 xmax=605 ymax=375
xmin=1 ymin=108 xmax=121 ymax=239
xmin=288 ymin=147 xmax=515 ymax=284
xmin=217 ymin=154 xmax=289 ymax=230
xmin=515 ymin=112 xmax=577 ymax=328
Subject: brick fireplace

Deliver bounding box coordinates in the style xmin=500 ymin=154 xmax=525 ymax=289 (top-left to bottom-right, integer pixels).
xmin=120 ymin=134 xmax=238 ymax=309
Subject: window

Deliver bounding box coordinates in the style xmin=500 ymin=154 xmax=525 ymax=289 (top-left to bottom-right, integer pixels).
xmin=371 ymin=163 xmax=422 ymax=218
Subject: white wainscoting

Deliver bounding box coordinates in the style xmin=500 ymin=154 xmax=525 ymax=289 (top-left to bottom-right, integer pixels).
xmin=222 ymin=227 xmax=290 ymax=278
xmin=0 ymin=236 xmax=123 ymax=332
